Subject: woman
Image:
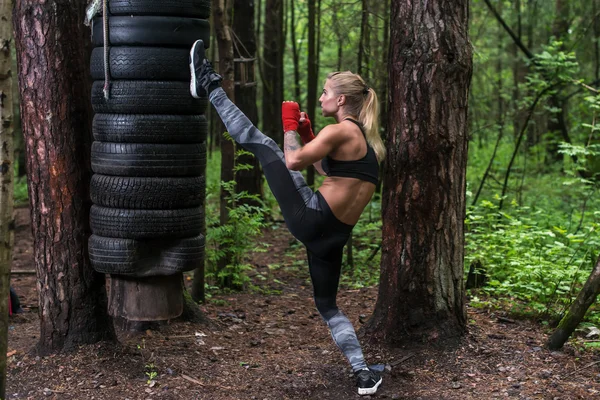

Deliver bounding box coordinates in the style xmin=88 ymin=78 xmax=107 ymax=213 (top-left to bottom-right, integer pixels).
xmin=190 ymin=40 xmax=385 ymax=396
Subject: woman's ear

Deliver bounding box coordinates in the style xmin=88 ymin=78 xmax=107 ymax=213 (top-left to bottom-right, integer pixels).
xmin=337 ymin=95 xmax=346 ymax=106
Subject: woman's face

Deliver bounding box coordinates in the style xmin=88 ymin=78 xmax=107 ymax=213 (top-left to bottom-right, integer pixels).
xmin=319 ymin=80 xmax=340 ymax=117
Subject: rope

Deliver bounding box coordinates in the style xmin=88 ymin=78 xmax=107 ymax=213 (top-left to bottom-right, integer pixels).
xmin=228 ymin=26 xmax=253 ymax=61
xmin=102 ymin=0 xmax=110 ymax=100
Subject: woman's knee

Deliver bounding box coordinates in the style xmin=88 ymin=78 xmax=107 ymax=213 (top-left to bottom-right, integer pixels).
xmin=314 ymin=296 xmax=338 ymax=321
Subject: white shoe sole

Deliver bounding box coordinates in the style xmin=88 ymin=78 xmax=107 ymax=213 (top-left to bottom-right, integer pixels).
xmin=189 ymin=40 xmax=202 ymax=99
xmin=358 ymin=376 xmax=382 ymax=395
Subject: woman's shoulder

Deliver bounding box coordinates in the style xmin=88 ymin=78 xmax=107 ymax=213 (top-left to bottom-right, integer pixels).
xmin=320 ymin=120 xmax=358 ymax=136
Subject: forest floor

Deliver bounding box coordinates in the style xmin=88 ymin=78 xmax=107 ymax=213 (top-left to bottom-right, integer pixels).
xmin=6 ymin=206 xmax=600 ymax=400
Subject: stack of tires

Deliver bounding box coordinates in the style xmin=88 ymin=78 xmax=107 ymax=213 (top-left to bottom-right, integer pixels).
xmin=88 ymin=1 xmax=211 ymax=282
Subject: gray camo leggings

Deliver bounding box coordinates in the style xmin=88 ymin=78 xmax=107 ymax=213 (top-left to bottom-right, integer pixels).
xmin=209 ymin=88 xmax=368 ymax=372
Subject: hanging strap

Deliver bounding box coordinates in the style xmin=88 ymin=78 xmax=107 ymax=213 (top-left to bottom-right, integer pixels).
xmin=102 ymin=0 xmax=111 ymax=99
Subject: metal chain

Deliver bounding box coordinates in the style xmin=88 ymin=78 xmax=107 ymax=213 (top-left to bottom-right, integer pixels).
xmin=102 ymin=0 xmax=110 ymax=100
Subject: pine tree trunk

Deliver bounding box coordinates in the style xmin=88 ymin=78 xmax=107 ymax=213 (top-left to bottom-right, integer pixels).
xmin=233 ymin=0 xmax=263 ymax=204
xmin=306 ymin=0 xmax=317 ymax=187
xmin=213 ymin=0 xmax=236 ymax=288
xmin=365 ymin=0 xmax=472 ymax=343
xmin=262 ymin=0 xmax=283 ymax=145
xmin=290 ymin=0 xmax=301 ymax=99
xmin=545 ymin=0 xmax=570 ymax=164
xmin=13 ymin=0 xmax=115 ymax=354
xmin=0 ymin=0 xmax=14 ymax=395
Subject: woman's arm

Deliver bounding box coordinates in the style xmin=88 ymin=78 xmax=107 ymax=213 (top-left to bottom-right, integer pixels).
xmin=284 ymin=125 xmax=343 ymax=171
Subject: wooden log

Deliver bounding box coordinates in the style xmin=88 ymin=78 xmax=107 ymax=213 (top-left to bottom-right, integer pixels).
xmin=548 ymin=255 xmax=600 ymax=350
xmin=108 ymin=273 xmax=183 ymax=322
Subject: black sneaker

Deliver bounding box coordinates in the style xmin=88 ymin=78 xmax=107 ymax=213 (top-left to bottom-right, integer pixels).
xmin=189 ymin=39 xmax=223 ymax=98
xmin=355 ymin=368 xmax=382 ymax=396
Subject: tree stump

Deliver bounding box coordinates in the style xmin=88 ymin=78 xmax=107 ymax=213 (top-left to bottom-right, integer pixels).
xmin=108 ymin=274 xmax=183 ymax=321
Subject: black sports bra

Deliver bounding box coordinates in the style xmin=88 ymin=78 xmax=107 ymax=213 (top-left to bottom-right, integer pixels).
xmin=321 ymin=118 xmax=379 ymax=185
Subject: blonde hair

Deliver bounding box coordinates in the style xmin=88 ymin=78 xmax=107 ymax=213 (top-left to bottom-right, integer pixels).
xmin=326 ymin=71 xmax=385 ymax=161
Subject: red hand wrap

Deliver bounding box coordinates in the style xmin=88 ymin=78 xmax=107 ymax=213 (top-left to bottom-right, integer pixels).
xmin=298 ymin=113 xmax=316 ymax=144
xmin=281 ymin=102 xmax=301 ymax=132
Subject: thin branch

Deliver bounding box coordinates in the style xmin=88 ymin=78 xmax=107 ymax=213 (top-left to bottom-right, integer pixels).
xmin=499 ymin=87 xmax=550 ymax=210
xmin=482 ymin=0 xmax=534 ymax=60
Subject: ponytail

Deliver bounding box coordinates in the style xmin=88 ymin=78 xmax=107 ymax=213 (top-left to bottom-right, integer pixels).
xmin=327 ymin=72 xmax=386 ymax=161
xmin=359 ymin=88 xmax=385 ymax=161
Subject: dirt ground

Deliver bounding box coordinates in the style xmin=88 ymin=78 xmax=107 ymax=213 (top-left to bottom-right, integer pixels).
xmin=6 ymin=206 xmax=600 ymax=399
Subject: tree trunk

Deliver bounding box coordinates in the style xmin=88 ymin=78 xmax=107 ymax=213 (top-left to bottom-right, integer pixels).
xmin=375 ymin=0 xmax=390 ymax=194
xmin=545 ymin=0 xmax=570 ymax=164
xmin=290 ymin=0 xmax=301 ymax=99
xmin=595 ymin=0 xmax=600 ymax=83
xmin=306 ymin=0 xmax=317 ymax=187
xmin=233 ymin=0 xmax=263 ymax=204
xmin=13 ymin=0 xmax=115 ymax=354
xmin=213 ymin=0 xmax=236 ymax=288
xmin=548 ymin=255 xmax=600 ymax=350
xmin=0 ymin=0 xmax=14 ymax=395
xmin=108 ymin=274 xmax=183 ymax=321
xmin=365 ymin=0 xmax=472 ymax=343
xmin=262 ymin=0 xmax=283 ymax=145
xmin=357 ymin=0 xmax=368 ymax=76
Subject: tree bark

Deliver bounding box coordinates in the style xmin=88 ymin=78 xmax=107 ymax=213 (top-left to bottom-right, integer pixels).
xmin=233 ymin=0 xmax=263 ymax=204
xmin=357 ymin=0 xmax=368 ymax=76
xmin=548 ymin=255 xmax=600 ymax=350
xmin=306 ymin=0 xmax=317 ymax=187
xmin=0 ymin=0 xmax=14 ymax=395
xmin=13 ymin=0 xmax=115 ymax=354
xmin=213 ymin=0 xmax=236 ymax=288
xmin=595 ymin=0 xmax=600 ymax=83
xmin=365 ymin=0 xmax=472 ymax=343
xmin=261 ymin=0 xmax=283 ymax=145
xmin=545 ymin=0 xmax=570 ymax=164
xmin=290 ymin=0 xmax=301 ymax=99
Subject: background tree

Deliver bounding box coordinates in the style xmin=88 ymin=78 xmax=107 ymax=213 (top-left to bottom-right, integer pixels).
xmin=366 ymin=0 xmax=472 ymax=342
xmin=305 ymin=0 xmax=318 ymax=188
xmin=261 ymin=0 xmax=284 ymax=145
xmin=13 ymin=0 xmax=115 ymax=354
xmin=0 ymin=0 xmax=14 ymax=395
xmin=233 ymin=0 xmax=263 ymax=204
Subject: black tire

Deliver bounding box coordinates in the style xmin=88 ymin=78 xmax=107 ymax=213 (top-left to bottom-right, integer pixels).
xmin=90 ymin=206 xmax=203 ymax=239
xmin=109 ymin=0 xmax=211 ymax=18
xmin=92 ymin=16 xmax=210 ymax=48
xmin=89 ymin=234 xmax=205 ymax=277
xmin=93 ymin=114 xmax=207 ymax=144
xmin=91 ymin=142 xmax=206 ymax=177
xmin=91 ymin=175 xmax=205 ymax=209
xmin=91 ymin=81 xmax=207 ymax=115
xmin=90 ymin=47 xmax=190 ymax=81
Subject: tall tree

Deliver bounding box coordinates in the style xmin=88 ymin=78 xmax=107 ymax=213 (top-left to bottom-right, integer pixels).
xmin=214 ymin=0 xmax=236 ymax=289
xmin=262 ymin=0 xmax=283 ymax=145
xmin=233 ymin=0 xmax=263 ymax=203
xmin=357 ymin=0 xmax=368 ymax=76
xmin=290 ymin=0 xmax=301 ymax=99
xmin=366 ymin=0 xmax=472 ymax=342
xmin=0 ymin=0 xmax=14 ymax=395
xmin=306 ymin=0 xmax=317 ymax=187
xmin=13 ymin=0 xmax=115 ymax=354
xmin=545 ymin=0 xmax=571 ymax=164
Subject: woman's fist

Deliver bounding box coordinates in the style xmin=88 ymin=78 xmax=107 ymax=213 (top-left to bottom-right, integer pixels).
xmin=282 ymin=101 xmax=301 ymax=132
xmin=298 ymin=112 xmax=315 ymax=144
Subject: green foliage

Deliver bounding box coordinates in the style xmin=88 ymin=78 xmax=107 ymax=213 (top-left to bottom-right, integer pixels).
xmin=465 ymin=199 xmax=600 ymax=323
xmin=12 ymin=162 xmax=28 ymax=205
xmin=13 ymin=176 xmax=28 ymax=206
xmin=340 ymin=194 xmax=382 ymax=289
xmin=205 ymin=139 xmax=268 ymax=290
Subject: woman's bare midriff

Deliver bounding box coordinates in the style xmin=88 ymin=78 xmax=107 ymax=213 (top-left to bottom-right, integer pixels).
xmin=318 ymin=176 xmax=376 ymax=225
